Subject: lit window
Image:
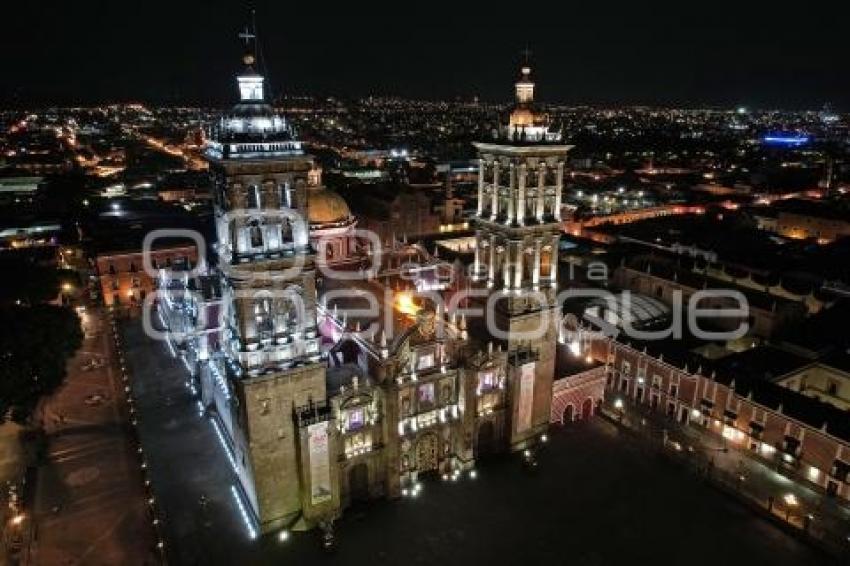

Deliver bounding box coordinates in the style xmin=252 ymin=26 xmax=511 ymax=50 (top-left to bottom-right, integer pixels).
xmin=417 ymin=353 xmax=435 ymax=370
xmin=479 ymin=371 xmax=496 ymax=391
xmin=347 ymin=408 xmax=365 ymax=431
xmin=418 ymin=383 xmax=435 ymax=406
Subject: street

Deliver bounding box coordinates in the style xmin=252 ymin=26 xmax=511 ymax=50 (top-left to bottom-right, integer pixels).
xmin=30 ymin=307 xmax=155 ymax=565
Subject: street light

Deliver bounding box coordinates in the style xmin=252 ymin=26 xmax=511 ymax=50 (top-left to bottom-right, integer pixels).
xmin=783 ymin=492 xmax=798 ymax=521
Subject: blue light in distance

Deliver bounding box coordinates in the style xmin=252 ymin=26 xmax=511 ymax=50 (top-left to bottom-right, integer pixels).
xmin=762 ymin=135 xmax=810 ymax=146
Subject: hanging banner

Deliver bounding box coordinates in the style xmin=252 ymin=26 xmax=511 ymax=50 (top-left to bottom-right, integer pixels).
xmin=517 ymin=362 xmax=535 ymax=433
xmin=308 ymin=421 xmax=332 ymax=504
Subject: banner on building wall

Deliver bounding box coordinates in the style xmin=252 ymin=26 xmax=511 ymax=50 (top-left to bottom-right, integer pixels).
xmin=517 ymin=362 xmax=536 ymax=433
xmin=308 ymin=421 xmax=332 ymax=505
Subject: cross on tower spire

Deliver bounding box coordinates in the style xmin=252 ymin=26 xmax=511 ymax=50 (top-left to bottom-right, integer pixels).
xmin=238 ymin=26 xmax=256 ymax=47
xmin=237 ymin=11 xmax=259 ymax=70
xmin=235 ymin=11 xmax=264 ymax=101
xmin=521 ymin=45 xmax=533 ymax=65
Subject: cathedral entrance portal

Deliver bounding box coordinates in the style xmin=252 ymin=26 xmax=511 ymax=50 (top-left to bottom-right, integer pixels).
xmin=476 ymin=421 xmax=496 ymax=457
xmin=415 ymin=434 xmax=439 ymax=473
xmin=581 ymin=398 xmax=594 ymax=420
xmin=348 ymin=463 xmax=369 ymax=502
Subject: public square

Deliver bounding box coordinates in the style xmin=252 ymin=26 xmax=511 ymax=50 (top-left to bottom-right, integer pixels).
xmin=123 ymin=320 xmax=832 ymax=566
xmin=30 ymin=307 xmax=153 ymax=564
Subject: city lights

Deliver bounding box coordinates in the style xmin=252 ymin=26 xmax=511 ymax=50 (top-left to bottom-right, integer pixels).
xmin=5 ymin=8 xmax=848 ymax=563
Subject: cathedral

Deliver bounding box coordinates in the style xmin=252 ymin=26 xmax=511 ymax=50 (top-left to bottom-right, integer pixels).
xmin=158 ymin=35 xmax=573 ymax=535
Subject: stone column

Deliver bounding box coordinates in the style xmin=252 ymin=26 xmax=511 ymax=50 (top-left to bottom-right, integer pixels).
xmin=514 ymin=240 xmax=523 ymax=289
xmin=490 ymin=161 xmax=500 ymax=220
xmin=502 ymin=245 xmax=511 ymax=289
xmin=533 ymin=238 xmax=542 ymax=287
xmin=536 ymin=162 xmax=546 ymax=221
xmin=488 ymin=234 xmax=496 ymax=287
xmin=554 ymin=161 xmax=565 ymax=221
xmin=550 ymin=234 xmax=560 ymax=285
xmin=473 ymin=230 xmax=482 ymax=281
xmin=506 ymin=163 xmax=515 ymax=224
xmin=476 ymin=158 xmax=485 ymax=217
xmin=518 ymin=162 xmax=527 ymax=226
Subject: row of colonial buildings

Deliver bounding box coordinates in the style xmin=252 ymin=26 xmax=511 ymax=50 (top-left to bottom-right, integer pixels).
xmin=587 ymin=337 xmax=850 ymax=501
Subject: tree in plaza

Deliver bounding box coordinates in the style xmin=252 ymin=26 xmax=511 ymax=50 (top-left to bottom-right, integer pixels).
xmin=0 ymin=258 xmax=60 ymax=306
xmin=0 ymin=252 xmax=86 ymax=422
xmin=0 ymin=304 xmax=83 ymax=423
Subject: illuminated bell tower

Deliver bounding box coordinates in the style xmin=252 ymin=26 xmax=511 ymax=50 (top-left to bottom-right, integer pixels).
xmin=472 ymin=58 xmax=573 ymax=451
xmin=515 ymin=65 xmax=535 ymax=105
xmin=205 ymin=28 xmax=336 ymax=533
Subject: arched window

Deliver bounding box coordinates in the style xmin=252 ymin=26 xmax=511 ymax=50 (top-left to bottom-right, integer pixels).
xmin=247 ymin=185 xmax=261 ymax=209
xmin=279 ymin=182 xmax=291 ymax=209
xmin=540 ymin=246 xmax=552 ymax=279
xmin=290 ymin=187 xmax=298 ymax=210
xmin=255 ymin=297 xmax=274 ymax=340
xmin=280 ymin=218 xmax=292 ymax=244
xmin=523 ymin=248 xmax=534 ymax=281
xmin=249 ymin=221 xmax=263 ymax=248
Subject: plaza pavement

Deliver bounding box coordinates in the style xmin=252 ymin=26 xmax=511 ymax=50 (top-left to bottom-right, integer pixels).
xmin=121 ymin=318 xmax=254 ymax=565
xmin=30 ymin=307 xmax=155 ymax=565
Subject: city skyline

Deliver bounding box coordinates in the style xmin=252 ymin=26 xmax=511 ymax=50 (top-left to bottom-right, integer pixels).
xmin=2 ymin=2 xmax=850 ymax=109
xmin=2 ymin=6 xmax=850 ymax=564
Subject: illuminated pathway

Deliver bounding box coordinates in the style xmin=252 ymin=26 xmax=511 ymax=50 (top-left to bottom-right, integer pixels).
xmin=121 ymin=317 xmax=254 ymax=564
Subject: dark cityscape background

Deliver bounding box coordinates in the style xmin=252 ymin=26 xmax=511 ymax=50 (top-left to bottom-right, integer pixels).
xmin=2 ymin=3 xmax=850 ymax=564
xmin=2 ymin=1 xmax=850 ymax=108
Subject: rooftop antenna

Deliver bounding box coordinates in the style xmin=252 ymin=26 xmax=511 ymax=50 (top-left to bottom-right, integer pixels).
xmin=521 ymin=45 xmax=533 ymax=66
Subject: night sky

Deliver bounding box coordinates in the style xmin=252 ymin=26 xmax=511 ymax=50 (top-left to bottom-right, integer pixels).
xmin=2 ymin=1 xmax=849 ymax=109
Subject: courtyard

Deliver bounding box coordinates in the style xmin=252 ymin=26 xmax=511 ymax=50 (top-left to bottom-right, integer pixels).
xmin=123 ymin=319 xmax=833 ymax=565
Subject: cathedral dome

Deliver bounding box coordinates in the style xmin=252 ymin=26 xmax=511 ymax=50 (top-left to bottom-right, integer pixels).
xmin=308 ymin=188 xmax=352 ymax=226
